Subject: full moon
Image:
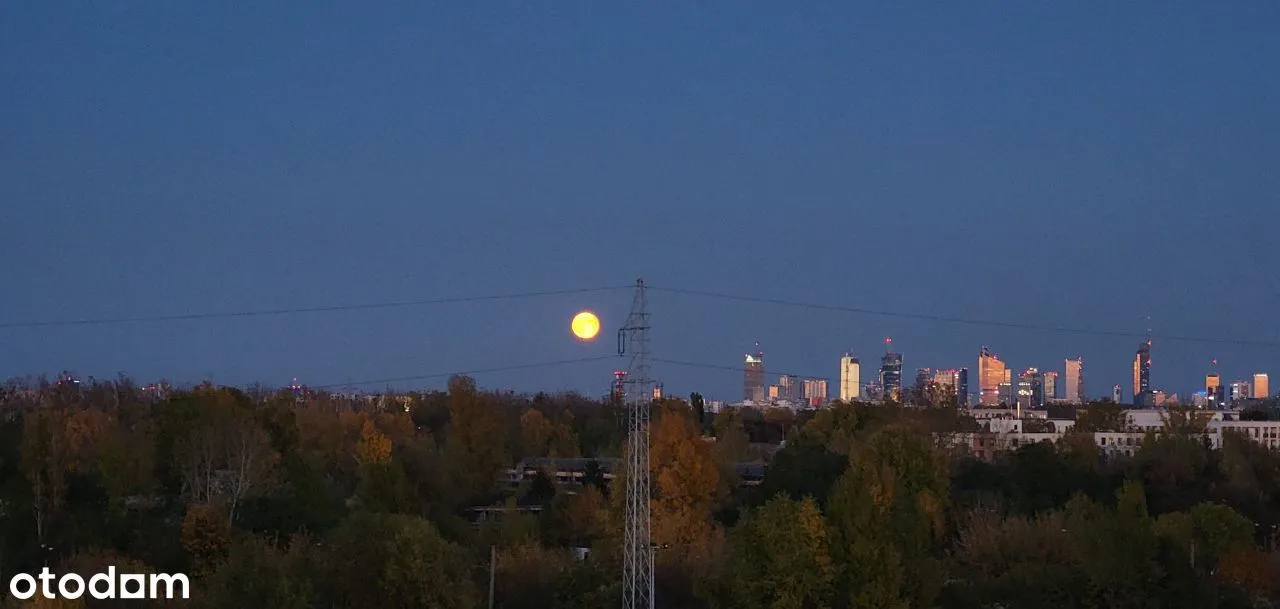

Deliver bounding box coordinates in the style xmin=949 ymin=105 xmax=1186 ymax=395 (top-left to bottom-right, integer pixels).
xmin=571 ymin=311 xmax=600 ymax=340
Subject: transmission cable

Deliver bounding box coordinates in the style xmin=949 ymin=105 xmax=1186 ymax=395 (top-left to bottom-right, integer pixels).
xmin=308 ymin=355 xmax=620 ymax=390
xmin=0 ymin=285 xmax=631 ymax=330
xmin=648 ymin=286 xmax=1279 ymax=348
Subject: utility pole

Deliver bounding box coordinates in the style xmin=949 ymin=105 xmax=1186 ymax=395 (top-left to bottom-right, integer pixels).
xmin=488 ymin=545 xmax=496 ymax=609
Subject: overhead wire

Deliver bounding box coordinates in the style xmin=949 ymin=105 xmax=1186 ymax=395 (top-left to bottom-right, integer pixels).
xmin=0 ymin=285 xmax=632 ymax=330
xmin=647 ymin=286 xmax=1280 ymax=348
xmin=308 ymin=355 xmax=620 ymax=390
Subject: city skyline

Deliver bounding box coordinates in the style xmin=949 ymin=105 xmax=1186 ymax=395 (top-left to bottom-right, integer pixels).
xmin=3 ymin=4 xmax=1278 ymax=403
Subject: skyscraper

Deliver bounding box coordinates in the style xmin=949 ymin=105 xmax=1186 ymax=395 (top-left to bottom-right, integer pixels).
xmin=744 ymin=345 xmax=764 ymax=402
xmin=915 ymin=368 xmax=933 ymax=393
xmin=1065 ymin=358 xmax=1084 ymax=404
xmin=956 ymin=368 xmax=970 ymax=406
xmin=978 ymin=347 xmax=1008 ymax=406
xmin=1042 ymin=371 xmax=1059 ymax=402
xmin=1207 ymin=373 xmax=1223 ymax=406
xmin=778 ymin=375 xmax=800 ymax=401
xmin=880 ymin=351 xmax=903 ymax=402
xmin=1017 ymin=368 xmax=1044 ymax=410
xmin=803 ymin=378 xmax=829 ymax=406
xmin=1229 ymin=380 xmax=1251 ymax=404
xmin=1112 ymin=384 xmax=1123 ymax=404
xmin=1133 ymin=339 xmax=1152 ymax=404
xmin=930 ymin=368 xmax=969 ymax=406
xmin=838 ymin=354 xmax=861 ymax=401
xmin=1254 ymin=374 xmax=1270 ymax=399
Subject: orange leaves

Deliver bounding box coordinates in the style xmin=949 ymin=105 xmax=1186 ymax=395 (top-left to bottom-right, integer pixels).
xmin=355 ymin=420 xmax=393 ymax=466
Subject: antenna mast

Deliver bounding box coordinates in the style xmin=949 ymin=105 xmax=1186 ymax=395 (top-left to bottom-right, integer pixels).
xmin=617 ymin=278 xmax=654 ymax=609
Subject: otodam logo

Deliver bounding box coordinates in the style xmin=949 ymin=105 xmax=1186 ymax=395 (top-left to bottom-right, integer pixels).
xmin=8 ymin=567 xmax=189 ymax=601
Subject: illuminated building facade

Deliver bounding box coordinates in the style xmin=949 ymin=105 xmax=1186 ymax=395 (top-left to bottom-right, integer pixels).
xmin=839 ymin=354 xmax=861 ymax=401
xmin=978 ymin=346 xmax=1008 ymax=406
xmin=803 ymin=378 xmax=828 ymax=406
xmin=880 ymin=352 xmax=903 ymax=402
xmin=1064 ymin=358 xmax=1084 ymax=404
xmin=1254 ymin=374 xmax=1270 ymax=399
xmin=1207 ymin=373 xmax=1223 ymax=405
xmin=1133 ymin=339 xmax=1152 ymax=404
xmin=1042 ymin=371 xmax=1059 ymax=401
xmin=744 ymin=346 xmax=764 ymax=402
xmin=1017 ymin=368 xmax=1044 ymax=410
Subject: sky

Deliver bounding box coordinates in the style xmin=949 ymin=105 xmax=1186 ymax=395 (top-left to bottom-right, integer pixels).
xmin=2 ymin=2 xmax=1278 ymax=403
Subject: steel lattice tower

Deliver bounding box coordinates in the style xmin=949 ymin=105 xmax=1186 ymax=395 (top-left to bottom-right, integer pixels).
xmin=617 ymin=278 xmax=654 ymax=609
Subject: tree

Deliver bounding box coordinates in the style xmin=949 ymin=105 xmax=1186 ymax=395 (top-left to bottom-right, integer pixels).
xmin=201 ymin=536 xmax=312 ymax=609
xmin=21 ymin=407 xmax=72 ymax=545
xmin=444 ymin=375 xmax=510 ymax=503
xmin=318 ymin=513 xmax=480 ymax=609
xmin=354 ymin=420 xmax=392 ymax=466
xmin=1074 ymin=402 xmax=1126 ymax=433
xmin=827 ymin=425 xmax=950 ymax=609
xmin=181 ymin=504 xmax=232 ymax=577
xmin=520 ymin=409 xmax=555 ymax=458
xmin=711 ymin=494 xmax=835 ymax=609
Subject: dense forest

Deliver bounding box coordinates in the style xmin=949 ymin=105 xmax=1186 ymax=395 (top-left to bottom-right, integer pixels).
xmin=1 ymin=374 xmax=1278 ymax=608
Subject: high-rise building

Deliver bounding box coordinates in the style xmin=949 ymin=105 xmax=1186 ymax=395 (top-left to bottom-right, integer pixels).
xmin=1042 ymin=371 xmax=1059 ymax=401
xmin=1254 ymin=374 xmax=1270 ymax=399
xmin=998 ymin=382 xmax=1015 ymax=406
xmin=1017 ymin=368 xmax=1044 ymax=410
xmin=930 ymin=368 xmax=969 ymax=406
xmin=880 ymin=345 xmax=903 ymax=402
xmin=915 ymin=368 xmax=933 ymax=392
xmin=1207 ymin=373 xmax=1223 ymax=406
xmin=838 ymin=354 xmax=861 ymax=402
xmin=744 ymin=345 xmax=764 ymax=402
xmin=1065 ymin=358 xmax=1084 ymax=404
xmin=1113 ymin=384 xmax=1123 ymax=404
xmin=978 ymin=347 xmax=1008 ymax=406
xmin=1133 ymin=339 xmax=1152 ymax=404
xmin=779 ymin=375 xmax=799 ymax=401
xmin=803 ymin=378 xmax=828 ymax=405
xmin=1229 ymin=380 xmax=1251 ymax=404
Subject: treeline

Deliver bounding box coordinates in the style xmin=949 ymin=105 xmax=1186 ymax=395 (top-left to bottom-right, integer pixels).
xmin=0 ymin=375 xmax=1278 ymax=608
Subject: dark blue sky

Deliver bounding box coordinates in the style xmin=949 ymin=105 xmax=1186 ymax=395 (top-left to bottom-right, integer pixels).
xmin=3 ymin=3 xmax=1278 ymax=402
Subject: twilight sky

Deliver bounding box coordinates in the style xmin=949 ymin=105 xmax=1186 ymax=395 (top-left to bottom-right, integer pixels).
xmin=2 ymin=2 xmax=1278 ymax=402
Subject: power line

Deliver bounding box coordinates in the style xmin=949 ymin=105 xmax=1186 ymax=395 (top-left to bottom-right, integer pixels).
xmin=308 ymin=355 xmax=619 ymax=390
xmin=0 ymin=285 xmax=631 ymax=330
xmin=649 ymin=286 xmax=1280 ymax=348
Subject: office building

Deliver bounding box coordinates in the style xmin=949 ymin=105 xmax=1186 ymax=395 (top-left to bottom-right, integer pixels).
xmin=998 ymin=382 xmax=1015 ymax=406
xmin=1207 ymin=373 xmax=1223 ymax=406
xmin=779 ymin=375 xmax=800 ymax=401
xmin=1042 ymin=371 xmax=1059 ymax=401
xmin=1113 ymin=384 xmax=1123 ymax=404
xmin=838 ymin=354 xmax=861 ymax=401
xmin=1230 ymin=380 xmax=1251 ymax=405
xmin=1133 ymin=339 xmax=1152 ymax=404
xmin=880 ymin=349 xmax=903 ymax=402
xmin=803 ymin=378 xmax=828 ymax=405
xmin=1254 ymin=374 xmax=1270 ymax=399
xmin=915 ymin=368 xmax=933 ymax=393
xmin=1065 ymin=358 xmax=1084 ymax=403
xmin=978 ymin=346 xmax=1008 ymax=406
xmin=956 ymin=368 xmax=970 ymax=405
xmin=744 ymin=345 xmax=764 ymax=402
xmin=1017 ymin=368 xmax=1044 ymax=410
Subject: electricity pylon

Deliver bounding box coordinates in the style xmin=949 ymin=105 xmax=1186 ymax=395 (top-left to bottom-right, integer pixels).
xmin=617 ymin=278 xmax=654 ymax=609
